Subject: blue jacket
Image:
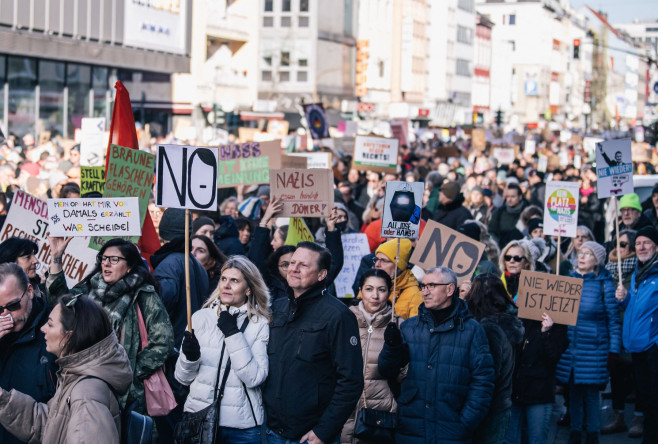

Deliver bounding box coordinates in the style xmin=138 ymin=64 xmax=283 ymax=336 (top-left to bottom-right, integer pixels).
xmin=378 ymin=298 xmax=495 ymax=444
xmin=621 ymin=258 xmax=658 ymax=353
xmin=556 ymin=268 xmax=621 ymax=385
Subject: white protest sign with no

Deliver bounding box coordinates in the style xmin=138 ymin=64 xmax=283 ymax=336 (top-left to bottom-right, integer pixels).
xmin=156 ymin=145 xmax=219 ymax=210
xmin=335 ymin=233 xmax=371 ymax=298
xmin=543 ymin=181 xmax=580 ymax=237
xmin=48 ymin=197 xmax=141 ymax=237
xmin=381 ymin=181 xmax=424 ymax=239
xmin=596 ymin=138 xmax=633 ymax=198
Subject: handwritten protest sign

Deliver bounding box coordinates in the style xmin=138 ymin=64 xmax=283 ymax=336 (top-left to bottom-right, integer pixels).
xmin=390 ymin=120 xmax=409 ymax=147
xmin=303 ymin=103 xmax=330 ymax=140
xmin=596 ymin=138 xmax=633 ymax=198
xmin=156 ymin=145 xmax=219 ymax=210
xmin=517 ymin=270 xmax=583 ymax=325
xmin=524 ymin=139 xmax=536 ymax=155
xmin=79 ymin=117 xmax=107 ymax=167
xmin=335 ymin=233 xmax=371 ymax=298
xmin=217 ymin=140 xmax=282 ymax=188
xmin=270 ymin=168 xmax=334 ymax=217
xmin=289 ymin=152 xmax=332 ymax=169
xmin=285 ymin=217 xmax=315 ymax=245
xmin=281 ymin=155 xmax=308 ymax=169
xmin=0 ymin=190 xmax=97 ymax=287
xmin=48 ymin=197 xmax=141 ymax=237
xmin=472 ymin=129 xmax=486 ymax=151
xmin=353 ymin=136 xmax=399 ymax=173
xmin=492 ymin=146 xmax=516 ymax=164
xmin=80 ymin=167 xmax=106 ymax=195
xmin=543 ymin=181 xmax=579 ymax=237
xmin=409 ymin=220 xmax=485 ymax=284
xmin=381 ymin=181 xmax=423 ymax=239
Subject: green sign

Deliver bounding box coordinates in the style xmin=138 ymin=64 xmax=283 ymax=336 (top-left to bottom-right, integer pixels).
xmin=80 ymin=167 xmax=105 ymax=195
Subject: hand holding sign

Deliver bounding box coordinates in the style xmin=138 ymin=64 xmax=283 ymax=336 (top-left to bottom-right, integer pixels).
xmin=541 ymin=313 xmax=554 ymax=332
xmin=47 ymin=233 xmax=73 ymax=275
xmin=615 ymin=285 xmax=627 ymax=302
xmin=260 ymin=197 xmax=284 ymax=228
xmin=326 ymin=207 xmax=338 ymax=232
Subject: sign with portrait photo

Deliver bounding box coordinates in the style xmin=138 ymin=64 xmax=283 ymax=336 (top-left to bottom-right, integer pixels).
xmin=596 ymin=138 xmax=633 ymax=198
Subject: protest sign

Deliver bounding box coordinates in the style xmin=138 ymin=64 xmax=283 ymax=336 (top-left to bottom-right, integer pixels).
xmin=409 ymin=220 xmax=485 ymax=284
xmin=390 ymin=120 xmax=409 ymax=147
xmin=517 ymin=270 xmax=583 ymax=326
xmin=537 ymin=154 xmax=548 ymax=173
xmin=435 ymin=145 xmax=461 ymax=159
xmin=0 ymin=190 xmax=98 ymax=287
xmin=492 ymin=146 xmax=516 ymax=164
xmin=270 ymin=168 xmax=334 ymax=217
xmin=471 ymin=129 xmax=486 ymax=152
xmin=353 ymin=135 xmax=399 ymax=173
xmin=80 ymin=167 xmax=106 ymax=195
xmin=544 ymin=181 xmax=580 ymax=237
xmin=156 ymin=144 xmax=219 ymax=210
xmin=524 ymin=139 xmax=536 ymax=155
xmin=48 ymin=197 xmax=141 ymax=237
xmin=289 ymin=152 xmax=331 ymax=169
xmin=285 ymin=217 xmax=315 ymax=245
xmin=303 ymin=103 xmax=330 ymax=140
xmin=335 ymin=233 xmax=371 ymax=298
xmin=267 ymin=119 xmax=289 ymax=139
xmin=583 ymin=137 xmax=604 ymax=154
xmin=281 ymin=155 xmax=308 ymax=169
xmin=217 ymin=140 xmax=282 ymax=188
xmin=596 ymin=138 xmax=633 ymax=198
xmin=79 ymin=117 xmax=108 ymax=167
xmin=381 ymin=181 xmax=424 ymax=239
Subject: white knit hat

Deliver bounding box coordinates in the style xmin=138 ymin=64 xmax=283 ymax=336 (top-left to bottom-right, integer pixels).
xmin=580 ymin=241 xmax=607 ymax=266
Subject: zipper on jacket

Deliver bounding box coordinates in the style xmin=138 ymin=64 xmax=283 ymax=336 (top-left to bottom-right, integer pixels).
xmin=362 ymin=325 xmax=373 ymax=375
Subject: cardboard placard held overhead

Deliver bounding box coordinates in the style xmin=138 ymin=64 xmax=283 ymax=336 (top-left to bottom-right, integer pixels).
xmin=544 ymin=181 xmax=580 ymax=237
xmin=409 ymin=220 xmax=486 ymax=284
xmin=289 ymin=152 xmax=332 ymax=169
xmin=353 ymin=135 xmax=399 ymax=173
xmin=435 ymin=145 xmax=461 ymax=159
xmin=381 ymin=181 xmax=424 ymax=239
xmin=156 ymin=144 xmax=219 ymax=210
xmin=281 ymin=155 xmax=308 ymax=169
xmin=285 ymin=217 xmax=315 ymax=245
xmin=335 ymin=233 xmax=371 ymax=298
xmin=0 ymin=190 xmax=98 ymax=287
xmin=80 ymin=167 xmax=106 ymax=195
xmin=517 ymin=270 xmax=583 ymax=326
xmin=595 ymin=138 xmax=634 ymax=198
xmin=48 ymin=197 xmax=141 ymax=237
xmin=390 ymin=120 xmax=409 ymax=147
xmin=216 ymin=140 xmax=282 ymax=188
xmin=270 ymin=168 xmax=334 ymax=217
xmin=471 ymin=129 xmax=486 ymax=152
xmin=79 ymin=117 xmax=108 ymax=167
xmin=492 ymin=146 xmax=517 ymax=164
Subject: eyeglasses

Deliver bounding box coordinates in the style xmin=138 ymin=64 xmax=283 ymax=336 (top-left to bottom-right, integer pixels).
xmin=0 ymin=288 xmax=27 ymax=313
xmin=504 ymin=255 xmax=525 ymax=262
xmin=577 ymin=251 xmax=593 ymax=258
xmin=619 ymin=242 xmax=629 ymax=248
xmin=373 ymin=257 xmax=393 ymax=266
xmin=98 ymin=255 xmax=127 ymax=265
xmin=419 ymin=282 xmax=451 ymax=291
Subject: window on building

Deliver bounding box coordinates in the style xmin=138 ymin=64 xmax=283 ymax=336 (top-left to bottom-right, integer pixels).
xmin=66 ymin=63 xmax=91 ymax=137
xmin=281 ymin=16 xmax=291 ymax=27
xmin=297 ymin=71 xmax=308 ymax=82
xmin=262 ymin=70 xmax=272 ymax=81
xmin=282 ymin=0 xmax=291 ymax=12
xmin=509 ymin=14 xmax=516 ymax=25
xmin=38 ymin=60 xmax=65 ymax=137
xmin=264 ymin=0 xmax=273 ymax=12
xmin=7 ymin=56 xmax=37 ymax=138
xmin=458 ymin=0 xmax=474 ymax=12
xmin=263 ymin=56 xmax=273 ymax=66
xmin=299 ymin=16 xmax=309 ymax=27
xmin=281 ymin=51 xmax=290 ymax=67
xmin=456 ymin=59 xmax=472 ymax=77
xmin=300 ymin=0 xmax=309 ymax=12
xmin=92 ymin=66 xmax=109 ymax=118
xmin=379 ymin=61 xmax=385 ymax=77
xmin=457 ymin=25 xmax=473 ymax=45
xmin=298 ymin=58 xmax=308 ymax=67
xmin=263 ymin=16 xmax=274 ymax=27
xmin=279 ymin=71 xmax=290 ymax=82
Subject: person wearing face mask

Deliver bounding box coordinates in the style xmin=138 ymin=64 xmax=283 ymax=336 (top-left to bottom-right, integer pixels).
xmin=0 ymin=237 xmax=46 ymax=299
xmin=0 ymin=294 xmax=132 ymax=444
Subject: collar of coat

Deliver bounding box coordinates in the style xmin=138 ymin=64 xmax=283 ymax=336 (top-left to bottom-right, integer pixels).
xmin=417 ymin=296 xmax=471 ymax=333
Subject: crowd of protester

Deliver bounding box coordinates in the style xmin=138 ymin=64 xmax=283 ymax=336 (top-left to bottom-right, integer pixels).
xmin=0 ymin=128 xmax=657 ymax=444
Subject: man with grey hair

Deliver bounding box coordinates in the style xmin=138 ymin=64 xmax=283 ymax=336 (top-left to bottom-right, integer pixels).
xmin=379 ymin=266 xmax=495 ymax=443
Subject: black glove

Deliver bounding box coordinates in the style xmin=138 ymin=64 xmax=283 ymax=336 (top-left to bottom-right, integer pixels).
xmin=182 ymin=330 xmax=201 ymax=362
xmin=217 ymin=311 xmax=240 ymax=337
xmin=384 ymin=322 xmax=402 ymax=347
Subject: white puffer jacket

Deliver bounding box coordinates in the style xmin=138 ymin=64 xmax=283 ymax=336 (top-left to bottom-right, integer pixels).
xmin=175 ymin=304 xmax=269 ymax=428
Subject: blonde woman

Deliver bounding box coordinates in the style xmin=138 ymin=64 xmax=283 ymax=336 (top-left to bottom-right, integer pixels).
xmin=175 ymin=256 xmax=270 ymax=443
xmin=499 ymin=240 xmax=535 ymax=301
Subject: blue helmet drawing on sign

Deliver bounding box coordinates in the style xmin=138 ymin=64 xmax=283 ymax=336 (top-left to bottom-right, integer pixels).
xmin=390 ymin=183 xmax=421 ymax=224
xmin=303 ymin=103 xmax=329 ymax=140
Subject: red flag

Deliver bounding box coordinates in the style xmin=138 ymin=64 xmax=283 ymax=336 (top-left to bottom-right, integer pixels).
xmin=105 ymin=81 xmax=161 ymax=267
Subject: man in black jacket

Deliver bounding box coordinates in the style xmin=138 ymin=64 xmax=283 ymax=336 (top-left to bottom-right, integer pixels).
xmin=0 ymin=263 xmax=56 ymax=444
xmin=263 ymin=241 xmax=364 ymax=444
xmin=430 ymin=181 xmax=472 ymax=230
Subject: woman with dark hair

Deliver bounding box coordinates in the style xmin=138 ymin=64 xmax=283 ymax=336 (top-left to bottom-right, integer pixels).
xmin=463 ymin=273 xmax=524 ymax=444
xmin=45 ymin=236 xmax=174 ymax=415
xmin=0 ymin=237 xmax=45 ymax=298
xmin=341 ymin=269 xmax=396 ymax=444
xmin=191 ymin=234 xmax=227 ymax=294
xmin=0 ymin=294 xmax=133 ymax=443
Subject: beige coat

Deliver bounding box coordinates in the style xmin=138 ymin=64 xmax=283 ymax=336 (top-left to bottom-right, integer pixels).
xmin=0 ymin=332 xmax=133 ymax=444
xmin=341 ymin=303 xmax=397 ymax=444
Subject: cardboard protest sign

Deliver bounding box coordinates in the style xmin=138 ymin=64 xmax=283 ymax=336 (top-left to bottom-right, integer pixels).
xmin=492 ymin=146 xmax=516 ymax=164
xmin=79 ymin=117 xmax=108 ymax=167
xmin=335 ymin=233 xmax=371 ymax=298
xmin=281 ymin=155 xmax=308 ymax=169
xmin=156 ymin=144 xmax=219 ymax=210
xmin=537 ymin=154 xmax=548 ymax=173
xmin=381 ymin=181 xmax=424 ymax=239
xmin=289 ymin=152 xmax=332 ymax=169
xmin=353 ymin=136 xmax=399 ymax=173
xmin=48 ymin=197 xmax=141 ymax=237
xmin=524 ymin=139 xmax=536 ymax=155
xmin=583 ymin=137 xmax=604 ymax=154
xmin=471 ymin=129 xmax=486 ymax=152
xmin=270 ymin=168 xmax=334 ymax=217
xmin=596 ymin=138 xmax=633 ymax=198
xmin=544 ymin=181 xmax=580 ymax=237
xmin=303 ymin=103 xmax=330 ymax=140
xmin=285 ymin=217 xmax=315 ymax=245
xmin=80 ymin=167 xmax=106 ymax=195
xmin=517 ymin=270 xmax=583 ymax=326
xmin=0 ymin=191 xmax=98 ymax=287
xmin=217 ymin=140 xmax=282 ymax=189
xmin=409 ymin=220 xmax=485 ymax=284
xmin=390 ymin=120 xmax=409 ymax=147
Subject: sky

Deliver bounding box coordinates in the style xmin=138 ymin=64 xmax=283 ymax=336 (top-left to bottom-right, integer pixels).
xmin=569 ymin=0 xmax=657 ymax=24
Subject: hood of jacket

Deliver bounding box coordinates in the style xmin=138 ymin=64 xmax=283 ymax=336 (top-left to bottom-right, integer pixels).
xmin=214 ymin=215 xmax=240 ymax=241
xmin=480 ymin=313 xmax=525 ymax=346
xmin=56 ymin=332 xmax=133 ymax=396
xmin=417 ymin=295 xmax=472 ymax=331
xmin=436 ymin=192 xmax=466 ymax=212
xmin=351 ymin=302 xmax=393 ymax=329
xmin=150 ymin=236 xmax=185 ymax=269
xmin=395 ymin=268 xmax=419 ymax=291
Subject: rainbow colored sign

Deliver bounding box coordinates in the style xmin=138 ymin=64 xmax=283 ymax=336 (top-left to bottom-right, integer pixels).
xmin=543 ymin=181 xmax=580 ymax=237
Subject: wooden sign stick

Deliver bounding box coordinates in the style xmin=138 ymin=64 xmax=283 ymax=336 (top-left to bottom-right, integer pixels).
xmin=556 ymin=224 xmax=561 ymax=276
xmin=391 ymin=238 xmax=401 ymax=318
xmin=614 ymin=197 xmax=623 ymax=288
xmin=185 ymin=209 xmax=192 ymax=331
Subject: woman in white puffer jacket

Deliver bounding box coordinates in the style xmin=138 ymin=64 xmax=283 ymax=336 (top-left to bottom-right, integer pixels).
xmin=175 ymin=255 xmax=270 ymax=443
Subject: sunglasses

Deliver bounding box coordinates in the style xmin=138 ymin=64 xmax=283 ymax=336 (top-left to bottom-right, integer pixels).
xmin=504 ymin=255 xmax=525 ymax=263
xmin=419 ymin=282 xmax=451 ymax=291
xmin=0 ymin=288 xmax=27 ymax=313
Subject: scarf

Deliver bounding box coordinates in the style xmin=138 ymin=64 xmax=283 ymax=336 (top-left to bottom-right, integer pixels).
xmin=503 ymin=271 xmax=520 ymax=299
xmin=88 ymin=272 xmax=145 ymax=334
xmin=635 ymin=252 xmax=658 ymax=291
xmin=505 ymin=202 xmax=524 ymax=215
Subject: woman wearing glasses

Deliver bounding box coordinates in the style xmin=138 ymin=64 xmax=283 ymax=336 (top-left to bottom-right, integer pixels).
xmin=0 ymin=237 xmax=46 ymax=299
xmin=0 ymin=294 xmax=132 ymax=443
xmin=556 ymin=241 xmax=621 ymax=444
xmin=559 ymin=226 xmax=595 ymax=276
xmin=499 ymin=240 xmax=535 ymax=302
xmin=45 ymin=236 xmax=174 ymax=416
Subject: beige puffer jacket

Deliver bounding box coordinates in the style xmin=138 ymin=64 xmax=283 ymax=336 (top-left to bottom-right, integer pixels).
xmin=341 ymin=302 xmax=397 ymax=444
xmin=0 ymin=332 xmax=133 ymax=444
